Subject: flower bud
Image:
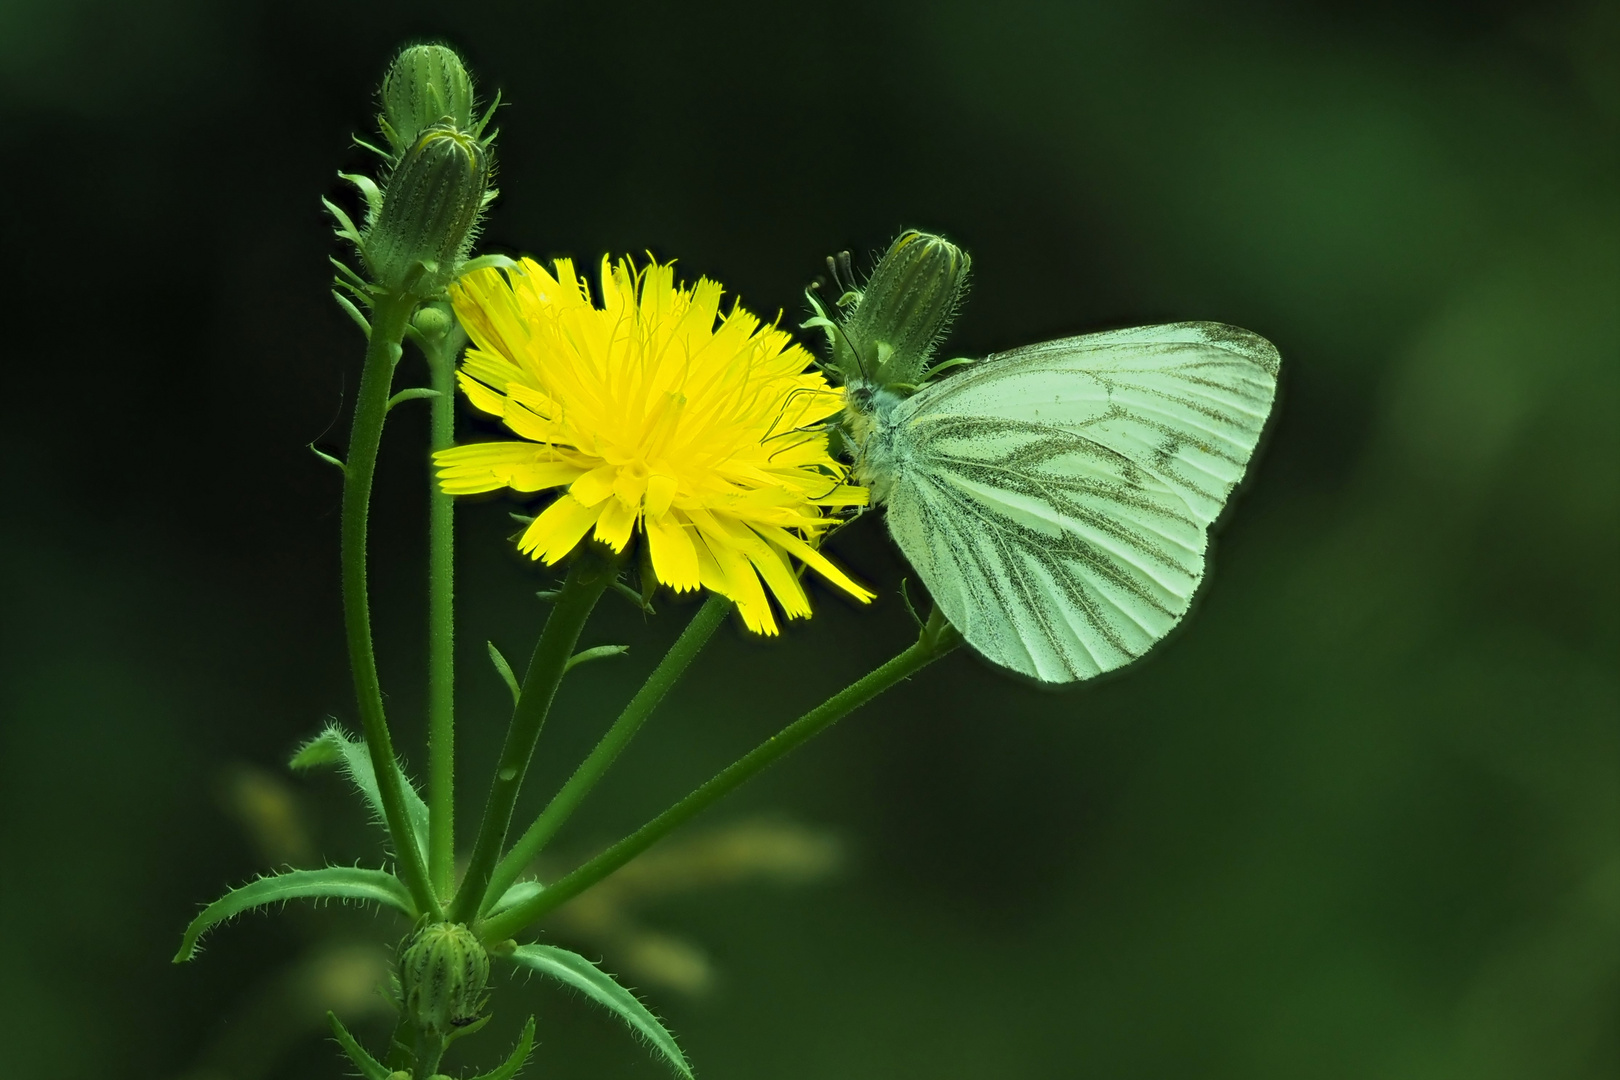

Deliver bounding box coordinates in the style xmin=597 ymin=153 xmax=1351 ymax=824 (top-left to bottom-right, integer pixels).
xmin=381 ymin=45 xmax=476 ymax=156
xmin=399 ymin=922 xmax=490 ymax=1037
xmin=364 ymin=124 xmax=490 ymax=298
xmin=841 ymin=230 xmax=970 ymax=387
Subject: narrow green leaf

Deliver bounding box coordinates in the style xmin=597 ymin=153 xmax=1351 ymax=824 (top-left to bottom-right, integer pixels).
xmin=352 ymin=134 xmax=392 ymax=161
xmin=327 ymin=1012 xmax=392 ymax=1080
xmin=339 ymin=171 xmax=384 ymax=223
xmin=386 ymin=386 xmax=441 ymax=412
xmin=565 ymin=645 xmax=629 ymax=673
xmin=610 ymin=577 xmax=655 ymax=613
xmin=487 ymin=642 xmax=522 ymax=706
xmin=332 ymin=290 xmax=371 ymax=338
xmin=488 ymin=879 xmax=544 ymax=916
xmin=322 ymin=197 xmax=364 ymax=245
xmin=330 ymin=256 xmax=374 ymax=298
xmin=308 ymin=444 xmax=347 ymax=476
xmin=468 ymin=1016 xmax=536 ymax=1080
xmin=174 ymin=867 xmax=413 ymax=962
xmin=459 ymin=253 xmax=519 ymax=277
xmin=505 ymin=944 xmax=693 ymax=1078
xmin=290 ymin=724 xmax=430 ymax=867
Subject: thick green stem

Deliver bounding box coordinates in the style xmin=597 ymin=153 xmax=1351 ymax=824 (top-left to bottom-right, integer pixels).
xmin=424 ymin=322 xmax=466 ymax=899
xmin=448 ymin=547 xmax=616 ymax=923
xmin=481 ymin=593 xmax=731 ymax=912
xmin=414 ymin=1034 xmax=446 ymax=1078
xmin=342 ymin=291 xmax=439 ymax=917
xmin=478 ymin=611 xmax=960 ymax=943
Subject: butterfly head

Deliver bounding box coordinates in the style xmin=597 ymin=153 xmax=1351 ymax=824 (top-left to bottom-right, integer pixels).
xmin=804 ymin=230 xmax=971 ymax=393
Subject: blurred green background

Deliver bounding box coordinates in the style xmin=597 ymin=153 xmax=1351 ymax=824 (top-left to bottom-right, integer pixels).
xmin=1 ymin=0 xmax=1615 ymax=1077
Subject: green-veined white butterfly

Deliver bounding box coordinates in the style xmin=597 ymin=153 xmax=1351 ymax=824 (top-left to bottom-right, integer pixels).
xmin=809 ymin=232 xmax=1280 ymax=683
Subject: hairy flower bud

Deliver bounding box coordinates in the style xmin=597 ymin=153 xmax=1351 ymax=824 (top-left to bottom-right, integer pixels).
xmin=364 ymin=124 xmax=490 ymax=298
xmin=381 ymin=45 xmax=476 ymax=156
xmin=841 ymin=230 xmax=970 ymax=387
xmin=399 ymin=922 xmax=489 ymax=1037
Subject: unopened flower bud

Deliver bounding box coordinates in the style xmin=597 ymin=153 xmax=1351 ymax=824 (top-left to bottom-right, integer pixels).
xmin=381 ymin=45 xmax=476 ymax=155
xmin=842 ymin=230 xmax=970 ymax=386
xmin=399 ymin=922 xmax=489 ymax=1037
xmin=364 ymin=125 xmax=490 ymax=298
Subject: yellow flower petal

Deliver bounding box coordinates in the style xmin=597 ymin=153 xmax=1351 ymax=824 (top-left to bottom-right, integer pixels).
xmin=441 ymin=256 xmax=871 ymax=631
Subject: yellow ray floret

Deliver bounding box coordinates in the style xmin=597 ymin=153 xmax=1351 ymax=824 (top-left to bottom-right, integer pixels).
xmin=435 ymin=255 xmax=872 ymax=634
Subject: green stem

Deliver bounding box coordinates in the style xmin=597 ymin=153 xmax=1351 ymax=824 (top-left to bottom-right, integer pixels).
xmin=481 ymin=593 xmax=731 ymax=913
xmin=341 ymin=291 xmax=439 ymax=917
xmin=448 ymin=546 xmax=616 ymax=923
xmin=424 ymin=321 xmax=466 ymax=900
xmin=415 ymin=1033 xmax=446 ymax=1078
xmin=478 ymin=610 xmax=960 ymax=944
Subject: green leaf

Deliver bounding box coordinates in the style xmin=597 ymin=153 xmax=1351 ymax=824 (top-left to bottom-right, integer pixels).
xmin=290 ymin=723 xmax=430 ymax=867
xmin=487 ymin=641 xmax=522 ymax=706
xmin=488 ymin=879 xmax=544 ymax=916
xmin=467 ymin=1016 xmax=536 ymax=1080
xmin=387 ymin=386 xmax=440 ymax=412
xmin=308 ymin=443 xmax=347 ymax=475
xmin=327 ymin=1011 xmax=392 ymax=1080
xmin=505 ymin=944 xmax=693 ymax=1078
xmin=339 ymin=171 xmax=384 ymax=224
xmin=173 ymin=866 xmax=413 ymax=962
xmin=565 ymin=644 xmax=629 ymax=673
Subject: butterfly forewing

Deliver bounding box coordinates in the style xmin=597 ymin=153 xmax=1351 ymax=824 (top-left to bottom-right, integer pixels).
xmin=883 ymin=321 xmax=1279 ymax=682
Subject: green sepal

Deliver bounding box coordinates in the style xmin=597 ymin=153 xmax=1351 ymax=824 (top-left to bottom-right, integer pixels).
xmin=486 ymin=642 xmax=522 ymax=706
xmin=327 ymin=1011 xmax=393 ymax=1080
xmin=505 ymin=944 xmax=693 ymax=1078
xmin=173 ymin=866 xmax=414 ymax=962
xmin=331 ymin=257 xmax=375 ymax=300
xmin=387 ymin=387 xmax=441 ymax=412
xmin=340 ymin=171 xmax=386 ymax=225
xmin=323 ymin=196 xmax=365 ymax=248
xmin=467 ymin=1016 xmax=536 ymax=1080
xmin=290 ymin=723 xmax=430 ymax=868
xmin=459 ymin=253 xmax=519 ymax=278
xmin=566 ymin=645 xmax=628 ymax=672
xmin=333 ymin=291 xmax=372 ymax=338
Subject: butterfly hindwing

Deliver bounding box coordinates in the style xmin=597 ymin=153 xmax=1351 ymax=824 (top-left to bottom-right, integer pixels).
xmin=881 ymin=321 xmax=1279 ymax=682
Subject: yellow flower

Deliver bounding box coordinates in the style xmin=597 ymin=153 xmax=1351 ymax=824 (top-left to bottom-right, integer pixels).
xmin=435 ymin=255 xmax=872 ymax=634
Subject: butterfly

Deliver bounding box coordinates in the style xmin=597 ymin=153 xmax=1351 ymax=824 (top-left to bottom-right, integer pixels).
xmin=810 ymin=233 xmax=1280 ymax=683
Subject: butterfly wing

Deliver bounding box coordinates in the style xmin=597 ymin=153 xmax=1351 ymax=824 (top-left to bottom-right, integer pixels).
xmin=881 ymin=321 xmax=1279 ymax=682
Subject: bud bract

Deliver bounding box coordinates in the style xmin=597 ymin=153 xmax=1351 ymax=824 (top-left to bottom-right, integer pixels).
xmin=839 ymin=230 xmax=970 ymax=388
xmin=381 ymin=45 xmax=476 ymax=157
xmin=364 ymin=124 xmax=490 ymax=298
xmin=399 ymin=921 xmax=490 ymax=1037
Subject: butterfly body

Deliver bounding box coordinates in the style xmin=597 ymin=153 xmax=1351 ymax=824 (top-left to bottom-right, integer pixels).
xmin=843 ymin=321 xmax=1279 ymax=683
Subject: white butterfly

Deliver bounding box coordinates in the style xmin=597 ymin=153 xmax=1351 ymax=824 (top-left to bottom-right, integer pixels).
xmin=842 ymin=320 xmax=1280 ymax=683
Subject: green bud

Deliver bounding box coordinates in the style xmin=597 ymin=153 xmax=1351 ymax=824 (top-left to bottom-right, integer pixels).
xmin=381 ymin=45 xmax=476 ymax=156
xmin=413 ymin=303 xmax=455 ymax=340
xmin=399 ymin=922 xmax=490 ymax=1037
xmin=364 ymin=124 xmax=490 ymax=299
xmin=839 ymin=230 xmax=970 ymax=388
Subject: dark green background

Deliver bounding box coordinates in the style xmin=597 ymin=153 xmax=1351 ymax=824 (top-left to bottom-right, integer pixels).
xmin=1 ymin=1 xmax=1615 ymax=1077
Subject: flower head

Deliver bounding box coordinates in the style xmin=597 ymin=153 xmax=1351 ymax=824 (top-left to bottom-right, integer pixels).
xmin=436 ymin=256 xmax=872 ymax=633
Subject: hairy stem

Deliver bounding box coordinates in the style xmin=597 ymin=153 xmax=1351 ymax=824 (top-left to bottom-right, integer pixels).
xmin=478 ymin=610 xmax=960 ymax=943
xmin=341 ymin=291 xmax=438 ymax=917
xmin=448 ymin=546 xmax=616 ymax=923
xmin=482 ymin=593 xmax=731 ymax=912
xmin=424 ymin=322 xmax=466 ymax=899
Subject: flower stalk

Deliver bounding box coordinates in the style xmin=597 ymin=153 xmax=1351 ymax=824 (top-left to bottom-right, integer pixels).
xmin=341 ymin=290 xmax=440 ymax=917
xmin=482 ymin=592 xmax=733 ymax=912
xmin=420 ymin=306 xmax=466 ymax=899
xmin=449 ymin=546 xmax=618 ymax=923
xmin=477 ymin=608 xmax=961 ymax=944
